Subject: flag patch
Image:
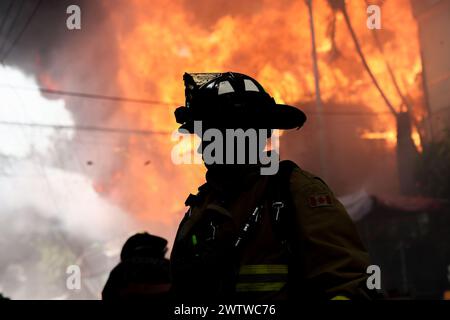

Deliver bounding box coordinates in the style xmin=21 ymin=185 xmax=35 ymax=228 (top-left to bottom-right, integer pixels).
xmin=308 ymin=194 xmax=333 ymax=208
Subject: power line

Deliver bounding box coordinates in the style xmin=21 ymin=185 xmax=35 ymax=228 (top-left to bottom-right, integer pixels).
xmin=364 ymin=0 xmax=411 ymax=113
xmin=0 ymin=0 xmax=43 ymax=62
xmin=306 ymin=0 xmax=328 ymax=180
xmin=0 ymin=120 xmax=173 ymax=136
xmin=0 ymin=79 xmax=391 ymax=117
xmin=0 ymin=86 xmax=392 ymax=118
xmin=0 ymin=84 xmax=396 ymax=114
xmin=0 ymin=84 xmax=179 ymax=106
xmin=0 ymin=0 xmax=14 ymax=35
xmin=0 ymin=0 xmax=26 ymax=57
xmin=339 ymin=2 xmax=398 ymax=116
xmin=39 ymin=87 xmax=177 ymax=106
xmin=0 ymin=108 xmax=392 ymax=137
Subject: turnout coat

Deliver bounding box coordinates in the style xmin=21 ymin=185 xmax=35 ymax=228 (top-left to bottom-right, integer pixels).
xmin=170 ymin=161 xmax=372 ymax=301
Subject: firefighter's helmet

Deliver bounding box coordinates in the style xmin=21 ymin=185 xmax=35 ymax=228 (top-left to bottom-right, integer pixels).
xmin=174 ymin=72 xmax=306 ymax=132
xmin=120 ymin=232 xmax=168 ymax=261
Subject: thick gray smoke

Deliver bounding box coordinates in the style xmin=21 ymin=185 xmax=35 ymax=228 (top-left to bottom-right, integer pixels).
xmin=0 ymin=1 xmax=140 ymax=299
xmin=0 ymin=64 xmax=139 ymax=299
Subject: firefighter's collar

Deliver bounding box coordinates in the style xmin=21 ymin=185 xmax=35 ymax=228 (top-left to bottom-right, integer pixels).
xmin=205 ymin=164 xmax=262 ymax=194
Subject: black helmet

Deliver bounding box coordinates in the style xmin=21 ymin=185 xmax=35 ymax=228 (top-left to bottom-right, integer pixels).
xmin=120 ymin=232 xmax=168 ymax=261
xmin=174 ymin=72 xmax=306 ymax=132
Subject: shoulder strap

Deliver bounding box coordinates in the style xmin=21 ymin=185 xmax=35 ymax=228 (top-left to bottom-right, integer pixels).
xmin=269 ymin=160 xmax=299 ymax=243
xmin=272 ymin=160 xmax=298 ymax=200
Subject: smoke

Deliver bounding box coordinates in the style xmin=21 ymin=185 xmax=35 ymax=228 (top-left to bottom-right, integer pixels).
xmin=0 ymin=65 xmax=73 ymax=157
xmin=0 ymin=65 xmax=137 ymax=299
xmin=0 ymin=0 xmax=171 ymax=299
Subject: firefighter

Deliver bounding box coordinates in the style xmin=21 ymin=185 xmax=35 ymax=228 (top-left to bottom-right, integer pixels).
xmin=170 ymin=72 xmax=373 ymax=301
xmin=102 ymin=232 xmax=171 ymax=300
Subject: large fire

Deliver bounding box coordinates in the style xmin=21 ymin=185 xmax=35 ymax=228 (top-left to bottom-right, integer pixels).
xmin=101 ymin=0 xmax=423 ymax=241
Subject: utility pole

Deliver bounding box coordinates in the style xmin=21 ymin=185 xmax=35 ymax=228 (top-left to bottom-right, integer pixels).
xmin=306 ymin=0 xmax=327 ymax=179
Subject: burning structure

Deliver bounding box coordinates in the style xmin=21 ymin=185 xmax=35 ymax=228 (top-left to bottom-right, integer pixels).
xmin=0 ymin=0 xmax=448 ymax=299
xmin=411 ymin=0 xmax=450 ymax=141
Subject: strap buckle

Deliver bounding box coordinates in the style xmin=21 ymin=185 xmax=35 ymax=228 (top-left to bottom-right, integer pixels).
xmin=206 ymin=222 xmax=216 ymax=241
xmin=272 ymin=201 xmax=285 ymax=221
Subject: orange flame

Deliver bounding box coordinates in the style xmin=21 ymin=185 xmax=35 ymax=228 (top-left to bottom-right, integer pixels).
xmin=103 ymin=0 xmax=424 ymax=236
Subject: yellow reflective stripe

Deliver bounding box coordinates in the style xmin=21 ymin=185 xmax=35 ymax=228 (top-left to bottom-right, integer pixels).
xmin=239 ymin=264 xmax=288 ymax=275
xmin=236 ymin=282 xmax=286 ymax=292
xmin=331 ymin=295 xmax=350 ymax=300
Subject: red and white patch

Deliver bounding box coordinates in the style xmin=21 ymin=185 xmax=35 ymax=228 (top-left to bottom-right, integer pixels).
xmin=308 ymin=194 xmax=333 ymax=208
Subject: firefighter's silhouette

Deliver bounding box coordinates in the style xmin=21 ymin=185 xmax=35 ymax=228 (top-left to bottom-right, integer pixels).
xmin=170 ymin=72 xmax=374 ymax=301
xmin=102 ymin=232 xmax=170 ymax=300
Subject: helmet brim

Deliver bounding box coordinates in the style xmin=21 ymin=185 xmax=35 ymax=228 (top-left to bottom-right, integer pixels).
xmin=177 ymin=103 xmax=306 ymax=133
